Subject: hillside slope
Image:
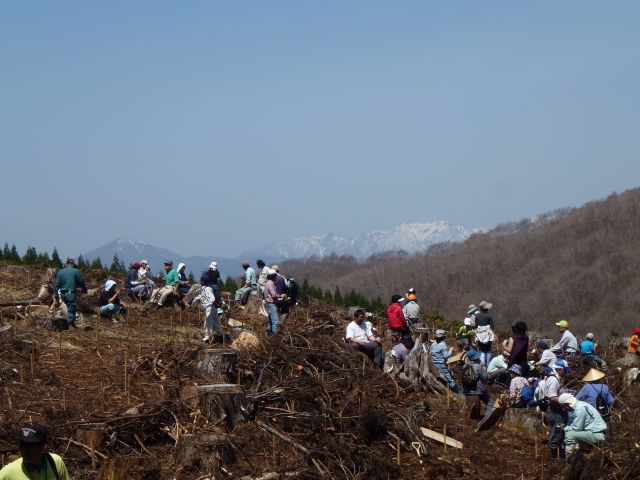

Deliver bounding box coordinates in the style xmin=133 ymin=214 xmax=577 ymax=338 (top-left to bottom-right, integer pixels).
xmin=281 ymin=188 xmax=640 ymax=338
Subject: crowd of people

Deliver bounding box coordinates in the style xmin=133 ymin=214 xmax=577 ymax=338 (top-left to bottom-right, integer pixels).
xmin=344 ymin=289 xmax=639 ymax=461
xmin=51 ymin=257 xmax=299 ymax=342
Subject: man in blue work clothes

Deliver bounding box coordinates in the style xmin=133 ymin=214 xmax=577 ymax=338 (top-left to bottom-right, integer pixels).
xmin=54 ymin=258 xmax=87 ymax=329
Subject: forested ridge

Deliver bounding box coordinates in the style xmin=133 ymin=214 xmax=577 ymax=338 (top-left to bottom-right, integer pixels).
xmin=282 ymin=188 xmax=640 ymax=339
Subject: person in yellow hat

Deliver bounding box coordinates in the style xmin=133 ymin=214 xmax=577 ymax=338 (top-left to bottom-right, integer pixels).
xmin=551 ymin=320 xmax=578 ymax=357
xmin=575 ymin=368 xmax=614 ymax=414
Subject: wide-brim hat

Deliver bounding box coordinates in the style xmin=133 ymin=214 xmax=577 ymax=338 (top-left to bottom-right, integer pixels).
xmin=467 ymin=304 xmax=477 ymax=315
xmin=508 ymin=364 xmax=522 ymax=375
xmin=466 ymin=349 xmax=481 ymax=362
xmin=583 ymin=368 xmax=605 ymax=382
xmin=435 ymin=329 xmax=446 ymax=338
xmin=479 ymin=300 xmax=492 ymax=310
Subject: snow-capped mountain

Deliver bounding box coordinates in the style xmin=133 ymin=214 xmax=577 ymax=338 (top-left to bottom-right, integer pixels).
xmin=244 ymin=221 xmax=479 ymax=259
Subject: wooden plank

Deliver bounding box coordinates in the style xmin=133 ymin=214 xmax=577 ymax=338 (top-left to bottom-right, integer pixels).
xmin=420 ymin=427 xmax=463 ymax=449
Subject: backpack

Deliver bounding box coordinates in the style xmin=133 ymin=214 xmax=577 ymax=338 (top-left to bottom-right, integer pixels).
xmin=521 ymin=383 xmax=534 ymax=403
xmin=461 ymin=361 xmax=478 ymax=388
xmin=594 ymin=385 xmax=611 ymax=420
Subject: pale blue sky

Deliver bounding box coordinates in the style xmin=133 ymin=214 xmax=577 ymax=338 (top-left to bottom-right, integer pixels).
xmin=1 ymin=1 xmax=638 ymax=258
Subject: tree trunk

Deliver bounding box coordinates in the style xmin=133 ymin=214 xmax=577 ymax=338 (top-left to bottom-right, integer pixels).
xmin=198 ymin=348 xmax=238 ymax=383
xmin=401 ymin=335 xmax=448 ymax=394
xmin=196 ymin=384 xmax=248 ymax=430
xmin=176 ymin=433 xmax=235 ymax=470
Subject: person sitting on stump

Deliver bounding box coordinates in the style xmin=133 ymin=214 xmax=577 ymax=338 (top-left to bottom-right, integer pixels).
xmin=0 ymin=423 xmax=70 ymax=480
xmin=235 ymin=261 xmax=257 ymax=306
xmin=558 ymin=393 xmax=607 ymax=458
xmin=124 ymin=262 xmax=148 ymax=300
xmin=387 ymin=294 xmax=410 ymax=336
xmin=507 ymin=364 xmax=529 ymax=408
xmin=149 ymin=261 xmax=180 ymax=308
xmin=100 ymin=279 xmax=127 ymax=322
xmin=346 ymin=309 xmax=384 ymax=369
xmin=534 ymin=340 xmax=557 ymax=368
xmin=431 ymin=329 xmax=459 ymax=393
xmin=551 ymin=320 xmax=578 ymax=358
xmin=487 ymin=351 xmax=510 ymax=384
xmin=580 ymin=332 xmax=607 ymax=370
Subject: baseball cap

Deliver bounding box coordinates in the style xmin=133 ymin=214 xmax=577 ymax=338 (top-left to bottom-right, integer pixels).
xmin=18 ymin=424 xmax=47 ymax=444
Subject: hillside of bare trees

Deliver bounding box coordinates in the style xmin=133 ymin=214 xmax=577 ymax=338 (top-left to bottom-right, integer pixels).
xmin=282 ymin=188 xmax=640 ymax=339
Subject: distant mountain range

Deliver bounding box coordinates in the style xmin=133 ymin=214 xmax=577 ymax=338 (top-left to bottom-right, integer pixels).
xmin=83 ymin=221 xmax=478 ymax=277
xmin=243 ymin=222 xmax=479 ymax=259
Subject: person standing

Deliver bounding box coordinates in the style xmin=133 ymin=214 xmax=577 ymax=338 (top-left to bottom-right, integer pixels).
xmin=0 ymin=423 xmax=70 ymax=480
xmin=504 ymin=321 xmax=529 ymax=374
xmin=194 ymin=279 xmax=226 ymax=342
xmin=263 ymin=269 xmax=282 ymax=334
xmin=200 ymin=261 xmax=222 ymax=297
xmin=54 ymin=258 xmax=87 ymax=328
xmin=256 ymin=259 xmax=269 ymax=292
xmin=542 ymin=364 xmax=568 ymax=459
xmin=474 ymin=300 xmax=496 ymax=368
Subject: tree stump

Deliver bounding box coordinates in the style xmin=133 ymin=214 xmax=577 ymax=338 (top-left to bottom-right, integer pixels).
xmin=176 ymin=433 xmax=235 ymax=470
xmin=401 ymin=335 xmax=448 ymax=394
xmin=198 ymin=348 xmax=237 ymax=383
xmin=0 ymin=324 xmax=14 ymax=344
xmin=76 ymin=423 xmax=107 ymax=450
xmin=616 ymin=352 xmax=640 ymax=368
xmin=196 ymin=384 xmax=247 ymax=430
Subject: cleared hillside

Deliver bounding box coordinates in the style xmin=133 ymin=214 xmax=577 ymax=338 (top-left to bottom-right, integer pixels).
xmin=282 ymin=188 xmax=640 ymax=339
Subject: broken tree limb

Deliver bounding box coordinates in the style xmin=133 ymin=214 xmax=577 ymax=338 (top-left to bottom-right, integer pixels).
xmin=420 ymin=427 xmax=463 ymax=449
xmin=255 ymin=420 xmax=310 ymax=455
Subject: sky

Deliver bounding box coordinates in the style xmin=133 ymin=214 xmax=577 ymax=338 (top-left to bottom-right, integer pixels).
xmin=1 ymin=1 xmax=639 ymax=259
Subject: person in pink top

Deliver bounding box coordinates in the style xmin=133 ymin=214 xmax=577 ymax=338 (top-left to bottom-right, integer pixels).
xmin=264 ymin=269 xmax=284 ymax=334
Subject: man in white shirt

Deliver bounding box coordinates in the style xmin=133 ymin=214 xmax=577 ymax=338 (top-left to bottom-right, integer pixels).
xmin=346 ymin=309 xmax=384 ymax=369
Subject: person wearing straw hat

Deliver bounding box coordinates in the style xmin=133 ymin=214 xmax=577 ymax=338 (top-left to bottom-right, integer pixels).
xmin=575 ymin=369 xmax=614 ymax=410
xmin=558 ymin=393 xmax=607 ymax=458
xmin=551 ymin=320 xmax=578 ymax=357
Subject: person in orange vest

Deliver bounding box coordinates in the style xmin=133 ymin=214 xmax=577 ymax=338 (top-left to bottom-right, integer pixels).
xmin=628 ymin=327 xmax=640 ymax=355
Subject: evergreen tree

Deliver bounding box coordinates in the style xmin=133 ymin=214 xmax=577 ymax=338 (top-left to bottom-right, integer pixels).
xmin=333 ymin=287 xmax=343 ymax=306
xmin=22 ymin=246 xmax=38 ymax=264
xmin=9 ymin=245 xmax=21 ymax=263
xmin=187 ymin=271 xmax=195 ymax=283
xmin=324 ymin=289 xmax=333 ymax=303
xmin=77 ymin=255 xmax=88 ymax=270
xmin=91 ymin=258 xmax=104 ymax=270
xmin=301 ymin=279 xmax=310 ymax=298
xmin=224 ymin=276 xmax=239 ymax=292
xmin=110 ymin=254 xmax=125 ymax=274
xmin=51 ymin=247 xmax=63 ymax=269
xmin=3 ymin=243 xmax=10 ymax=259
xmin=39 ymin=252 xmax=51 ymax=266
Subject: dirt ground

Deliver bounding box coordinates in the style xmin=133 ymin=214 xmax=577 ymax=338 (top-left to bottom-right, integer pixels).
xmin=0 ymin=266 xmax=639 ymax=479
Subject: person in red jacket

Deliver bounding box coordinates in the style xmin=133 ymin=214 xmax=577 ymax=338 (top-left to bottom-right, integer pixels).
xmin=387 ymin=294 xmax=410 ymax=335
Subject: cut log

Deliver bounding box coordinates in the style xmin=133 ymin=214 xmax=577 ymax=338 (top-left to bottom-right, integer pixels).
xmin=447 ymin=353 xmax=464 ymax=365
xmin=196 ymin=384 xmax=248 ymax=430
xmin=198 ymin=348 xmax=237 ymax=383
xmin=420 ymin=427 xmax=463 ymax=449
xmin=502 ymin=409 xmax=546 ymax=437
xmin=176 ymin=433 xmax=235 ymax=469
xmin=476 ymin=396 xmax=509 ymax=431
xmin=75 ymin=423 xmax=107 ymax=450
xmin=0 ymin=324 xmax=14 ymax=344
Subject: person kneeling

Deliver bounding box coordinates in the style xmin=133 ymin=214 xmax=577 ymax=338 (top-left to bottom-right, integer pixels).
xmin=558 ymin=393 xmax=607 ymax=458
xmin=346 ymin=309 xmax=384 ymax=369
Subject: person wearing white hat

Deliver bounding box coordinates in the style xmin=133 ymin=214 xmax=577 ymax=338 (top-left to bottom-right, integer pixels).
xmin=558 ymin=393 xmax=607 ymax=457
xmin=575 ymin=369 xmax=614 ymax=413
xmin=99 ymin=279 xmax=127 ymax=322
xmin=200 ymin=261 xmax=222 ymax=297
